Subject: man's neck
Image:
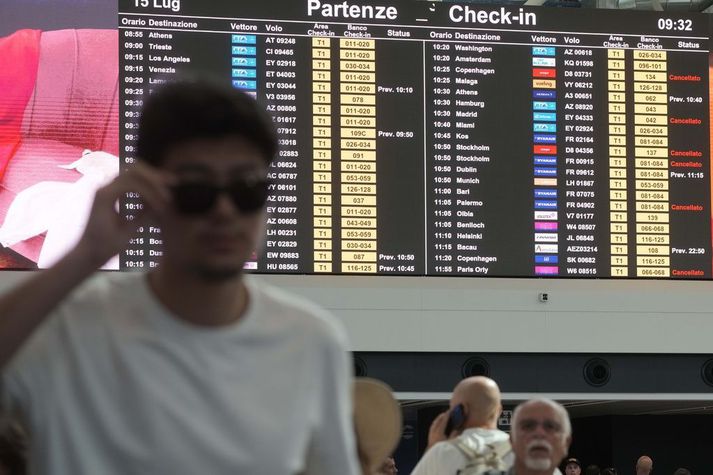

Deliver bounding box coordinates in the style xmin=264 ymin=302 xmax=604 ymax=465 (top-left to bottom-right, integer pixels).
xmin=464 ymin=420 xmax=498 ymax=431
xmin=513 ymin=462 xmax=554 ymax=475
xmin=148 ymin=266 xmax=249 ymax=327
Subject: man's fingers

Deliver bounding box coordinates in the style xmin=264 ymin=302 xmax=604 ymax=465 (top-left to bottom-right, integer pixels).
xmin=121 ymin=208 xmax=152 ymax=238
xmin=429 ymin=412 xmax=448 ymax=434
xmin=122 ymin=163 xmax=176 ymax=208
xmin=128 ymin=161 xmax=176 ymax=202
xmin=96 ymin=168 xmax=173 ymax=215
xmin=426 ymin=411 xmax=449 ymax=450
xmin=432 ymin=411 xmax=448 ymax=429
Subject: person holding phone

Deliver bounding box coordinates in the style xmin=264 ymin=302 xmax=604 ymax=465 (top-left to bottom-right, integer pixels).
xmin=411 ymin=376 xmax=512 ymax=475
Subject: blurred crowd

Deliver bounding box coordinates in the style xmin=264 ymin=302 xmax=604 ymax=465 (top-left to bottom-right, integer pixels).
xmin=0 ymin=376 xmax=696 ymax=475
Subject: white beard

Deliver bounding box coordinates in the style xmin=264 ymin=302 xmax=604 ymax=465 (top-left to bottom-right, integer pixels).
xmin=524 ymin=456 xmax=553 ymax=471
xmin=523 ymin=439 xmax=554 ymax=471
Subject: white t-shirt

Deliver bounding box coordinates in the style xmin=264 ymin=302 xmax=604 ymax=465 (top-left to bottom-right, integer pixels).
xmin=410 ymin=427 xmax=513 ymax=475
xmin=1 ymin=272 xmax=359 ymax=475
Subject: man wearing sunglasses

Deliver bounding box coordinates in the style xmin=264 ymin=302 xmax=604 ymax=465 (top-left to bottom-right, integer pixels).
xmin=0 ymin=81 xmax=359 ymax=474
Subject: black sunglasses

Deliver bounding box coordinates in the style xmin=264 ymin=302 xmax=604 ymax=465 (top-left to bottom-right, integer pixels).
xmin=171 ymin=177 xmax=271 ymax=215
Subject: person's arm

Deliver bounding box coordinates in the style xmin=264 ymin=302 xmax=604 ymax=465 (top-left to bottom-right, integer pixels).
xmin=410 ymin=411 xmax=467 ymax=475
xmin=0 ymin=163 xmax=173 ymax=369
xmin=426 ymin=409 xmax=462 ymax=451
xmin=427 ymin=411 xmax=449 ymax=450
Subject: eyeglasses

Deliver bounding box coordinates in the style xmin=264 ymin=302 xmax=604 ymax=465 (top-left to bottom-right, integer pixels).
xmin=171 ymin=177 xmax=270 ymax=215
xmin=517 ymin=418 xmax=563 ymax=434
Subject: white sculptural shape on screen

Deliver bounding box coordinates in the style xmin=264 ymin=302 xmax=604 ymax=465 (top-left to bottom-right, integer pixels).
xmin=0 ymin=150 xmax=120 ymax=269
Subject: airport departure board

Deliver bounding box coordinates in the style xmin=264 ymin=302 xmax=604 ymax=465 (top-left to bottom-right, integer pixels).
xmin=119 ymin=0 xmax=713 ymax=278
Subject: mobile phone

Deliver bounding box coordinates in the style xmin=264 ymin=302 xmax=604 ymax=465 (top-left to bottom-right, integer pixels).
xmin=444 ymin=404 xmax=466 ymax=436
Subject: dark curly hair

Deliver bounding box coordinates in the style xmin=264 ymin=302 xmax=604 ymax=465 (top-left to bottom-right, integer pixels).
xmin=0 ymin=423 xmax=26 ymax=475
xmin=137 ymin=79 xmax=278 ymax=166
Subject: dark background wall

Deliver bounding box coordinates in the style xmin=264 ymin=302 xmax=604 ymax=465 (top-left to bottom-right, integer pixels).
xmin=354 ymin=352 xmax=713 ymax=393
xmin=571 ymin=415 xmax=713 ymax=475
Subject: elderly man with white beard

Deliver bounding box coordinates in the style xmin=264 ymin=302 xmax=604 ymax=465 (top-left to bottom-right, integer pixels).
xmin=482 ymin=398 xmax=571 ymax=475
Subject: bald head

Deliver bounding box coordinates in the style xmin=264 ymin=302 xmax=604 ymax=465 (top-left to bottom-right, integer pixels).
xmin=636 ymin=456 xmax=653 ymax=475
xmin=451 ymin=376 xmax=502 ymax=429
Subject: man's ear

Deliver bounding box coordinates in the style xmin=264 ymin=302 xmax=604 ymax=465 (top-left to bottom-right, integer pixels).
xmin=564 ymin=434 xmax=572 ymax=451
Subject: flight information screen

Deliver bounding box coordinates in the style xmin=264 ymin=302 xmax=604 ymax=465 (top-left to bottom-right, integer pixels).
xmin=118 ymin=0 xmax=712 ymax=278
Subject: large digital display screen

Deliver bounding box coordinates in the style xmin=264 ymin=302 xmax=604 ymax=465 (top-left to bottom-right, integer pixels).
xmin=2 ymin=1 xmax=713 ymax=279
